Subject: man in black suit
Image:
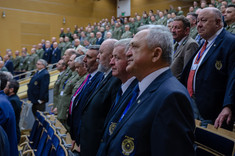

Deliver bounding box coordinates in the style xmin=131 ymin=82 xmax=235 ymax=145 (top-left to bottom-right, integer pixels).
xmin=97 ymin=38 xmax=138 ymax=155
xmin=3 ymin=55 xmax=14 ymax=75
xmin=79 ymin=39 xmax=121 ymax=156
xmin=4 ymin=79 xmax=22 ymax=143
xmin=42 ymin=41 xmax=52 ymax=64
xmin=51 ymin=42 xmax=61 ymax=64
xmin=27 ymin=59 xmax=50 ymax=116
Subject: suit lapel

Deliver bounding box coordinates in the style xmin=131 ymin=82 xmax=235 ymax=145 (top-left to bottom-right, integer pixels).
xmin=174 ymin=37 xmax=189 ymax=58
xmin=82 ymin=72 xmax=111 ymax=112
xmin=107 ymin=70 xmax=172 ymax=144
xmin=199 ymin=29 xmax=225 ymax=67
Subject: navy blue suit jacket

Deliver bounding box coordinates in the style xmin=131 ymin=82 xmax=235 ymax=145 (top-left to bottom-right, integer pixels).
xmin=0 ymin=125 xmax=10 ymax=156
xmin=0 ymin=91 xmax=18 ymax=156
xmin=42 ymin=48 xmax=52 ymax=64
xmin=96 ymin=37 xmax=104 ymax=45
xmin=80 ymin=72 xmax=121 ymax=156
xmin=5 ymin=60 xmax=14 ymax=75
xmin=50 ymin=48 xmax=61 ymax=64
xmin=27 ymin=68 xmax=50 ymax=104
xmin=97 ymin=78 xmax=138 ymax=155
xmin=181 ymin=29 xmax=235 ymax=121
xmin=8 ymin=94 xmax=22 ymax=143
xmin=101 ymin=70 xmax=195 ymax=156
xmin=69 ymin=71 xmax=103 ymax=144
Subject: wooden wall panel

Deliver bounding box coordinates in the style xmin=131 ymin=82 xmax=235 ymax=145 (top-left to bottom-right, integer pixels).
xmin=0 ymin=0 xmax=117 ymax=55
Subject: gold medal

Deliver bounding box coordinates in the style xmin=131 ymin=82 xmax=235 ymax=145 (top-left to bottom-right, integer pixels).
xmin=109 ymin=122 xmax=117 ymax=135
xmin=122 ymin=136 xmax=135 ymax=155
xmin=215 ymin=60 xmax=222 ymax=70
xmin=34 ymin=81 xmax=38 ymax=85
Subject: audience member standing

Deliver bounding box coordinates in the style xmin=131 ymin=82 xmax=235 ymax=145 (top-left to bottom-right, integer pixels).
xmin=27 ymin=59 xmax=50 ymax=116
xmin=181 ymin=7 xmax=235 ymax=129
xmin=51 ymin=42 xmax=61 ymax=64
xmin=0 ymin=72 xmax=18 ymax=156
xmin=224 ymin=4 xmax=235 ymax=34
xmin=170 ymin=16 xmax=198 ymax=79
xmin=99 ymin=25 xmax=195 ymax=156
xmin=80 ymin=39 xmax=121 ymax=156
xmin=4 ymin=79 xmax=22 ymax=143
xmin=3 ymin=55 xmax=14 ymax=75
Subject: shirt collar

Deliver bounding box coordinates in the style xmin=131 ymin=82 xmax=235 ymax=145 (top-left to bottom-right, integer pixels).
xmin=138 ymin=67 xmax=169 ymax=97
xmin=121 ymin=77 xmax=136 ymax=94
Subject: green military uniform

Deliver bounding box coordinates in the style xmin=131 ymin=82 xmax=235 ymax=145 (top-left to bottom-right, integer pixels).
xmin=27 ymin=53 xmax=39 ymax=71
xmin=14 ymin=56 xmax=22 ymax=71
xmin=141 ymin=18 xmax=148 ymax=25
xmin=72 ymin=73 xmax=88 ymax=95
xmin=61 ymin=42 xmax=72 ymax=57
xmin=60 ymin=32 xmax=65 ymax=38
xmin=177 ymin=11 xmax=184 ymax=16
xmin=19 ymin=55 xmax=29 ymax=71
xmin=36 ymin=48 xmax=45 ymax=59
xmin=121 ymin=31 xmax=133 ymax=39
xmin=112 ymin=27 xmax=123 ymax=40
xmin=53 ymin=70 xmax=67 ymax=109
xmin=129 ymin=22 xmax=135 ymax=34
xmin=58 ymin=42 xmax=66 ymax=51
xmin=157 ymin=17 xmax=167 ymax=26
xmin=66 ymin=32 xmax=73 ymax=41
xmin=134 ymin=21 xmax=141 ymax=34
xmin=149 ymin=21 xmax=158 ymax=25
xmin=89 ymin=37 xmax=97 ymax=45
xmin=226 ymin=22 xmax=235 ymax=34
xmin=56 ymin=67 xmax=72 ymax=116
xmin=57 ymin=71 xmax=79 ymax=129
xmin=189 ymin=26 xmax=198 ymax=39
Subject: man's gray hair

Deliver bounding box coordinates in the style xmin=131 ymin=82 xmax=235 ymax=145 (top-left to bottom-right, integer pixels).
xmin=114 ymin=38 xmax=132 ymax=53
xmin=75 ymin=55 xmax=85 ymax=65
xmin=38 ymin=59 xmax=48 ymax=67
xmin=139 ymin=25 xmax=173 ymax=64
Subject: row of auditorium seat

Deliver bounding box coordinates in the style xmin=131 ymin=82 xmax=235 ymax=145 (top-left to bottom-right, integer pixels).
xmin=19 ymin=111 xmax=69 ymax=156
xmin=195 ymin=120 xmax=235 ymax=155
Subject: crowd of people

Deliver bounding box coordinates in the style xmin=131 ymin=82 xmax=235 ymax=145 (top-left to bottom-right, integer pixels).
xmin=0 ymin=0 xmax=235 ymax=155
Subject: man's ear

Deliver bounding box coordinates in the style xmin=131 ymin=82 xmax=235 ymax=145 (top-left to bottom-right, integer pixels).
xmin=152 ymin=47 xmax=162 ymax=63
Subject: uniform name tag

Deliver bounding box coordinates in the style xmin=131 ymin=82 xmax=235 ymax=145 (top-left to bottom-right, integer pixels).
xmin=60 ymin=91 xmax=64 ymax=96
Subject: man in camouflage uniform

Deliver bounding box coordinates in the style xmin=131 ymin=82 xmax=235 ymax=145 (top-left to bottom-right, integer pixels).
xmin=27 ymin=48 xmax=39 ymax=71
xmin=36 ymin=43 xmax=45 ymax=59
xmin=57 ymin=53 xmax=80 ymax=130
xmin=19 ymin=51 xmax=29 ymax=72
xmin=58 ymin=37 xmax=65 ymax=51
xmin=112 ymin=23 xmax=123 ymax=40
xmin=51 ymin=59 xmax=67 ymax=114
xmin=121 ymin=25 xmax=133 ymax=39
xmin=224 ymin=5 xmax=235 ymax=34
xmin=13 ymin=50 xmax=21 ymax=72
xmin=61 ymin=37 xmax=72 ymax=57
xmin=187 ymin=13 xmax=198 ymax=39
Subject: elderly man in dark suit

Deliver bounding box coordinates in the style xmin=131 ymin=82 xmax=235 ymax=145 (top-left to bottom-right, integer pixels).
xmin=170 ymin=16 xmax=198 ymax=79
xmin=51 ymin=42 xmax=61 ymax=64
xmin=79 ymin=39 xmax=121 ymax=156
xmin=27 ymin=59 xmax=50 ymax=116
xmin=100 ymin=25 xmax=195 ymax=156
xmin=3 ymin=54 xmax=14 ymax=75
xmin=181 ymin=7 xmax=235 ymax=130
xmin=0 ymin=72 xmax=18 ymax=156
xmin=4 ymin=79 xmax=22 ymax=143
xmin=97 ymin=38 xmax=138 ymax=156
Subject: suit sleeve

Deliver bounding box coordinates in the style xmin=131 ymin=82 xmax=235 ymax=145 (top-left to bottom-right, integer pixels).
xmin=151 ymin=92 xmax=195 ymax=156
xmin=39 ymin=73 xmax=50 ymax=101
xmin=183 ymin=41 xmax=198 ymax=68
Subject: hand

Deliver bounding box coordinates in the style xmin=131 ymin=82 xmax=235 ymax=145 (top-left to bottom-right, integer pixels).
xmin=71 ymin=140 xmax=75 ymax=150
xmin=214 ymin=106 xmax=232 ymax=128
